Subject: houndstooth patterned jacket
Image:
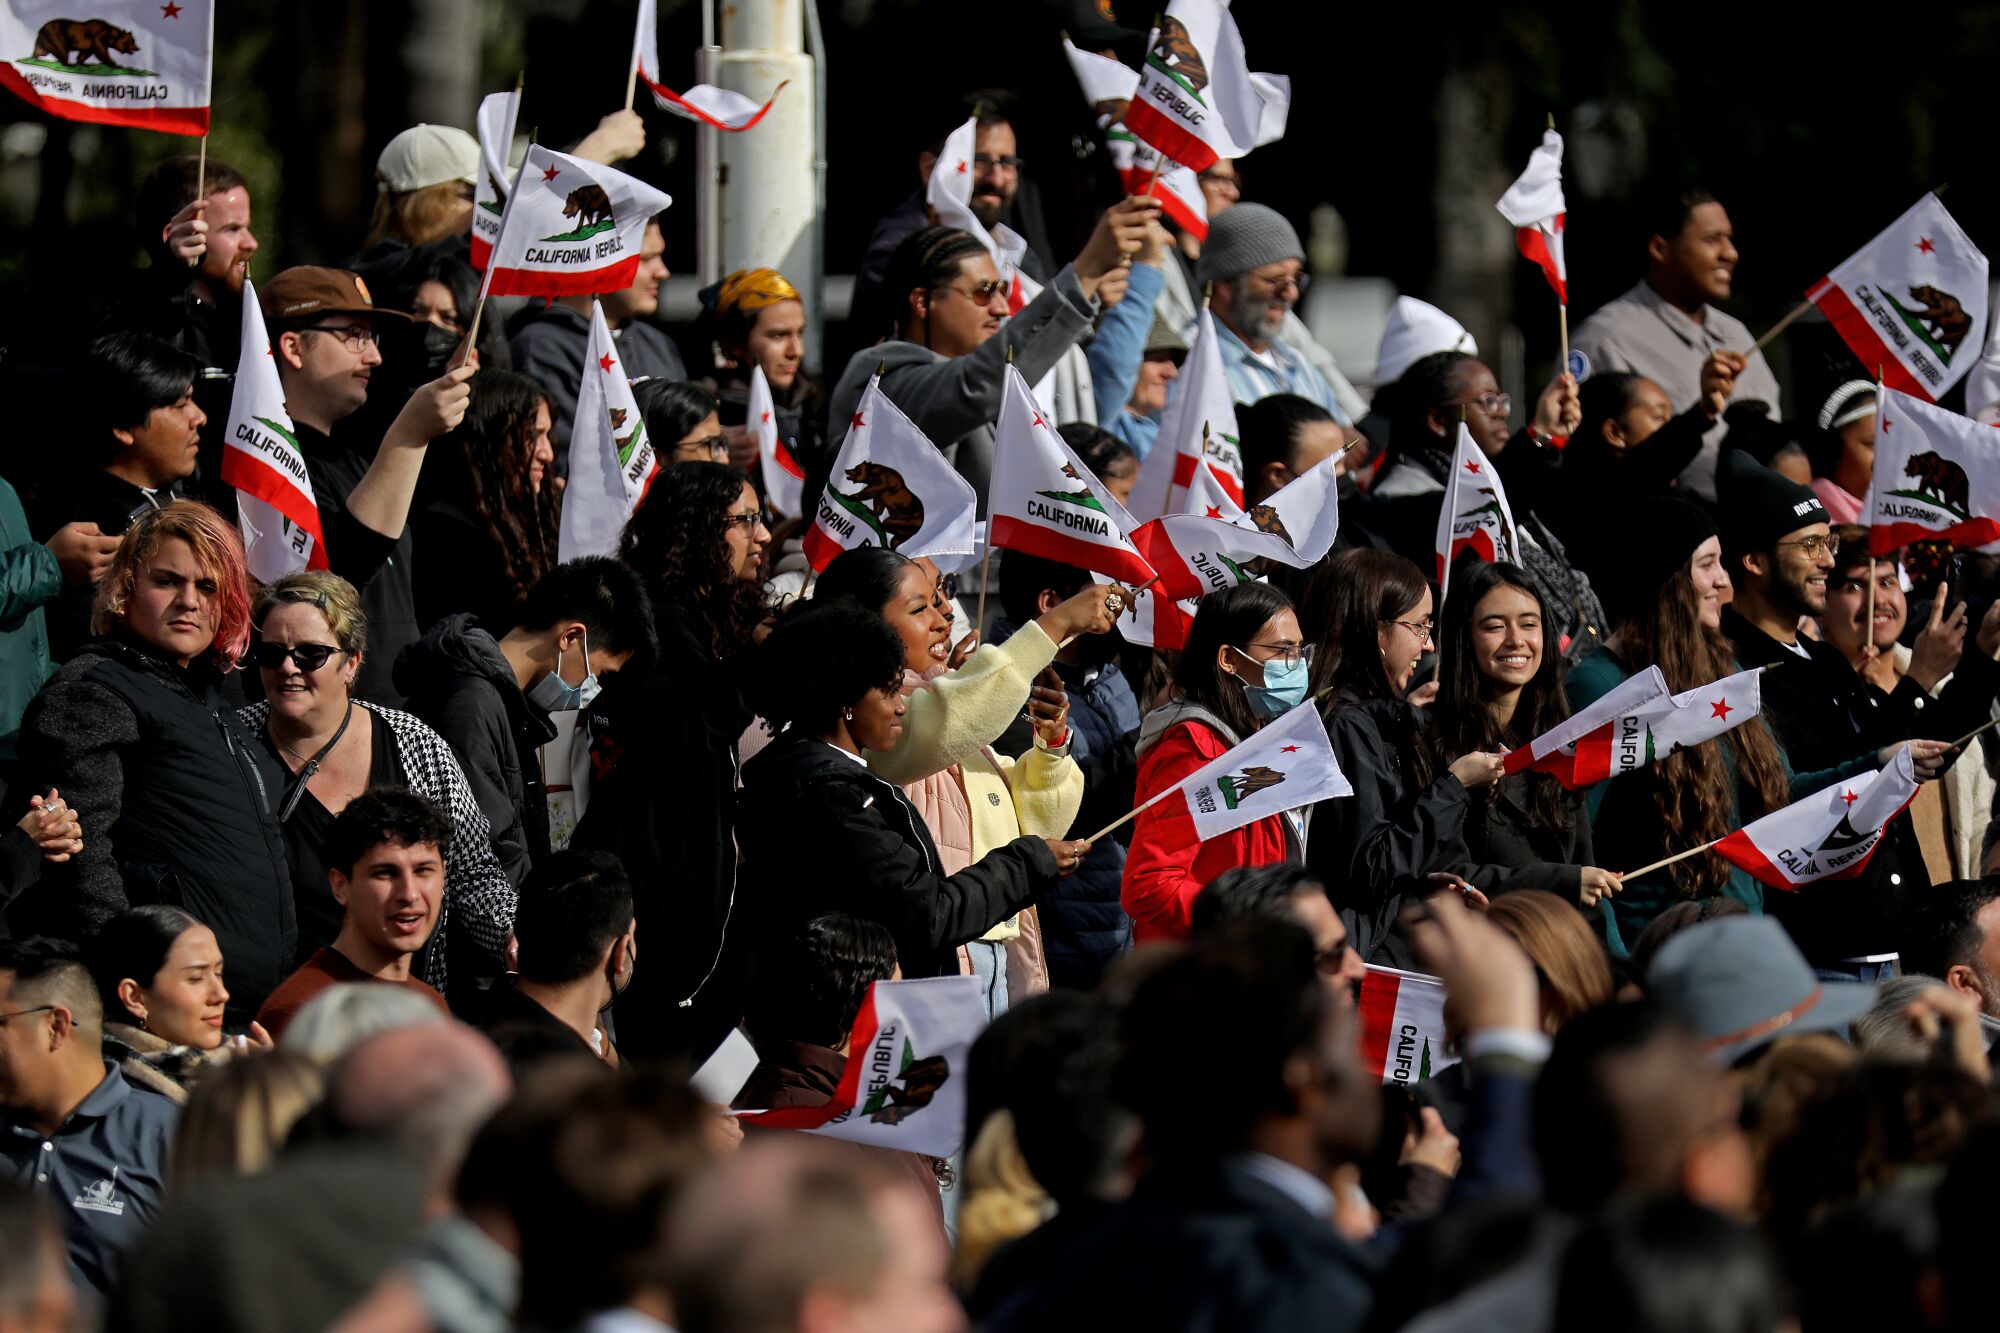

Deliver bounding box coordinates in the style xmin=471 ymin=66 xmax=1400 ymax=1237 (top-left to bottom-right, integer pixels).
xmin=238 ymin=700 xmax=517 ymax=995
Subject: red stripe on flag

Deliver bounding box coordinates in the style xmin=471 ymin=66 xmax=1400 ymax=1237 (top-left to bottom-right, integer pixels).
xmin=1170 ymin=453 xmax=1245 ymax=505
xmin=737 ymin=984 xmax=882 ymax=1129
xmin=801 ymin=517 xmax=843 ymax=573
xmin=1356 ymin=972 xmax=1398 ymax=1080
xmin=1870 ymin=517 xmax=2000 ymax=555
xmin=1121 ymin=96 xmax=1219 ymax=174
xmin=1570 ymin=731 xmax=1614 ymax=786
xmin=1438 ymin=530 xmax=1500 ymax=582
xmin=774 ymin=439 xmax=806 ymax=480
xmin=220 ymin=455 xmax=330 ymax=571
xmin=1514 ymin=225 xmax=1566 ymax=304
xmin=482 ymin=256 xmax=643 ymax=298
xmin=469 ymin=234 xmax=491 ymax=271
xmin=0 ymin=66 xmax=208 ymax=134
xmin=1808 ymin=281 xmax=1932 ymax=401
xmin=640 ymin=73 xmax=782 ymax=131
xmin=990 ymin=515 xmax=1155 ymax=585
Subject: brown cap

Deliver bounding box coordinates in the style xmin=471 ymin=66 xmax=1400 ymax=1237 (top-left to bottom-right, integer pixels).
xmin=258 ymin=266 xmax=411 ymax=323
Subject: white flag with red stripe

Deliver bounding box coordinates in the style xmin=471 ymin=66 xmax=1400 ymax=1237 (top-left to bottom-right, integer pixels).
xmin=1138 ymin=701 xmax=1350 ymax=849
xmin=1358 ymin=966 xmax=1460 ymax=1086
xmin=558 ymin=301 xmax=656 ymax=562
xmin=736 ymin=977 xmax=985 ymax=1157
xmin=222 ymin=277 xmax=326 ymax=583
xmin=804 ymin=375 xmax=978 ymax=573
xmin=1122 ymin=0 xmax=1288 ymax=173
xmin=1062 ymin=37 xmax=1208 ymax=239
xmin=1496 ymin=128 xmax=1567 ymax=305
xmin=1806 ymin=193 xmax=1989 ymax=403
xmin=989 ymin=365 xmax=1155 ymax=584
xmin=1243 ymin=457 xmax=1341 ymax=566
xmin=1129 ymin=309 xmax=1244 ymax=520
xmin=478 ymin=145 xmax=671 ymax=299
xmin=0 ymin=0 xmax=211 ymax=134
xmin=750 ymin=364 xmax=805 ymax=517
xmin=630 ymin=0 xmax=784 ymax=130
xmin=1715 ymin=748 xmax=1919 ymax=890
xmin=1132 ymin=513 xmax=1296 ymax=601
xmin=1098 ymin=571 xmax=1197 ymax=650
xmin=1436 ymin=424 xmax=1520 ymax=590
xmin=927 ymin=115 xmax=1032 ymax=314
xmin=469 ymin=87 xmax=520 ymax=271
xmin=1865 ymin=386 xmax=2000 ymax=554
xmin=1504 ymin=667 xmax=1761 ymax=787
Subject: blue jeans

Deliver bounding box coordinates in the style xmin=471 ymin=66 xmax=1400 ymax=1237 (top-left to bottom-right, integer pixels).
xmin=967 ymin=940 xmax=1010 ymax=1022
xmin=1814 ymin=960 xmax=1900 ymax=984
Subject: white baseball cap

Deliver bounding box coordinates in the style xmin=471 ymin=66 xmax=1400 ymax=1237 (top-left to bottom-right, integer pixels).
xmin=375 ymin=124 xmax=479 ymax=193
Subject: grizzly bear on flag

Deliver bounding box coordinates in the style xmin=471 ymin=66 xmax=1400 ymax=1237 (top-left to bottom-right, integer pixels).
xmin=32 ymin=17 xmax=139 ymax=67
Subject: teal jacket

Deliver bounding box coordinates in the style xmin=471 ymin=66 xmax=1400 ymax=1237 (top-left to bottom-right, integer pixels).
xmin=0 ymin=479 xmax=57 ymax=759
xmin=1565 ymin=647 xmax=1873 ymax=959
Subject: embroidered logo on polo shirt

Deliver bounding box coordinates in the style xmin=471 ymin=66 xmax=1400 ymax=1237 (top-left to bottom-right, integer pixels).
xmin=74 ymin=1167 xmax=125 ymax=1216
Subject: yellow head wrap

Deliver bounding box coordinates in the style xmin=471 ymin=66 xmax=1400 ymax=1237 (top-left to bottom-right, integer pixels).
xmin=714 ymin=267 xmax=801 ymax=316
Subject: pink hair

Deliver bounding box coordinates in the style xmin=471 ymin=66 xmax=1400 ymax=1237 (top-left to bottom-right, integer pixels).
xmin=92 ymin=500 xmax=255 ymax=671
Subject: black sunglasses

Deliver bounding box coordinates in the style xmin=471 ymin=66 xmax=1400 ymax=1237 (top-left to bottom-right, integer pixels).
xmin=251 ymin=641 xmax=347 ymax=672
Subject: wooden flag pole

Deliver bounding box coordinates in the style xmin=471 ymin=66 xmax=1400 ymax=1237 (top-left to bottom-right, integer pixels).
xmin=1867 ymin=366 xmax=1883 ymax=634
xmin=974 ymin=351 xmax=1011 ymax=635
xmin=1750 ymin=299 xmax=1813 ymax=354
xmin=1083 ymin=785 xmax=1174 ymax=845
xmin=1433 ymin=407 xmax=1469 ymax=630
xmin=1947 ymin=717 xmax=2000 ymax=752
xmin=1618 ymin=838 xmax=1721 ymax=881
xmin=194 ymin=134 xmax=207 ymax=205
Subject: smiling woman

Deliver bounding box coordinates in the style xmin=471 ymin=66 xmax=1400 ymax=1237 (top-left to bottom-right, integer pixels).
xmin=91 ymin=905 xmax=264 ymax=1104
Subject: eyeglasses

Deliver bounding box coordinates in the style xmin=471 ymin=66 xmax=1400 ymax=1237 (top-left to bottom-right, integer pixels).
xmin=1236 ymin=641 xmax=1314 ymax=669
xmin=251 ymin=641 xmax=348 ymax=672
xmin=675 ymin=435 xmax=729 ymax=462
xmin=0 ymin=1005 xmax=52 ymax=1024
xmin=972 ymin=153 xmax=1024 ymax=171
xmin=1313 ymin=944 xmax=1353 ymax=976
xmin=1387 ymin=618 xmax=1436 ymax=642
xmin=1200 ymin=170 xmax=1242 ymax=195
xmin=1248 ymin=269 xmax=1309 ymax=297
xmin=721 ymin=511 xmax=762 ymax=532
xmin=939 ymin=279 xmax=1008 ymax=305
xmin=297 ymin=325 xmax=381 ymax=351
xmin=934 ymin=573 xmax=959 ymax=604
xmin=1775 ymin=533 xmax=1841 ymax=559
xmin=1448 ymin=392 xmax=1512 ymax=419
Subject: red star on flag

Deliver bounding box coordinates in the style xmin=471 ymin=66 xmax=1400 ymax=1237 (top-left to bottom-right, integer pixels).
xmin=1205 ymin=505 xmax=1222 ymax=518
xmin=1280 ymin=744 xmax=1301 ymax=753
xmin=264 ymin=344 xmax=273 ymax=356
xmin=541 ymin=164 xmax=561 ymax=182
xmin=1841 ymin=789 xmax=1858 ymax=807
xmin=160 ymin=0 xmax=182 ymax=15
xmin=851 ymin=411 xmax=866 ymax=430
xmin=1031 ymin=413 xmax=1044 ymax=428
xmin=955 ymin=160 xmax=968 ymax=174
xmin=598 ymin=353 xmax=615 ymax=372
xmin=1917 ymin=236 xmax=1937 ymax=254
xmin=1710 ymin=698 xmax=1733 ymax=720
xmin=760 ymin=410 xmax=771 ymax=424
xmin=1465 ymin=459 xmax=1482 ymax=474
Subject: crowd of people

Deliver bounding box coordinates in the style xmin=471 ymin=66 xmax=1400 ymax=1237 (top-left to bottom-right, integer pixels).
xmin=2 ymin=65 xmax=2000 ymax=1333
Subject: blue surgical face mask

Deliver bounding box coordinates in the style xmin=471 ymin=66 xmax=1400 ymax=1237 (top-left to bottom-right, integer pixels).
xmin=1238 ymin=651 xmax=1310 ymax=718
xmin=528 ymin=629 xmax=599 ymax=712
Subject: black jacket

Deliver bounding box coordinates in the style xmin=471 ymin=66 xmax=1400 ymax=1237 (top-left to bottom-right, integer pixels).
xmin=393 ymin=615 xmax=557 ymax=887
xmin=984 ymin=1160 xmax=1378 ymax=1333
xmin=571 ymin=600 xmax=750 ymax=1063
xmin=1722 ymin=608 xmax=2000 ymax=961
xmin=36 ymin=472 xmax=189 ymax=667
xmin=736 ymin=730 xmax=1058 ymax=979
xmin=1311 ymin=691 xmax=1471 ymax=968
xmin=13 ymin=635 xmax=291 ymax=1021
xmin=1441 ymin=772 xmax=1593 ymax=901
xmin=291 ymin=420 xmax=418 ymax=708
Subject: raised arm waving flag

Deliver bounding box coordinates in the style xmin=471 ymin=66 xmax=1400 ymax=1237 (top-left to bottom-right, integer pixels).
xmin=1807 ymin=193 xmax=1989 ymax=403
xmin=0 ymin=0 xmax=211 ymax=134
xmin=1121 ymin=0 xmax=1288 ymax=173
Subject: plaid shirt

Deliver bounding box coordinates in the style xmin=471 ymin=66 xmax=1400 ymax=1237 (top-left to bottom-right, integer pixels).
xmin=1210 ymin=318 xmax=1350 ymax=423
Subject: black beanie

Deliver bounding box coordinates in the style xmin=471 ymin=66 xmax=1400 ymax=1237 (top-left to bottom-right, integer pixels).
xmin=1718 ymin=449 xmax=1826 ymax=559
xmin=1601 ymin=497 xmax=1718 ymax=624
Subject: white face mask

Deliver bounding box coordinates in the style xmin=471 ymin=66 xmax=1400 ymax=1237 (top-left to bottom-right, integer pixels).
xmin=527 ymin=628 xmax=599 ymax=712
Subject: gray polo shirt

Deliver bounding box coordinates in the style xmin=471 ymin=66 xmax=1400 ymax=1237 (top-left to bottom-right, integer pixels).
xmin=2 ymin=1060 xmax=177 ymax=1297
xmin=1568 ymin=279 xmax=1783 ymax=501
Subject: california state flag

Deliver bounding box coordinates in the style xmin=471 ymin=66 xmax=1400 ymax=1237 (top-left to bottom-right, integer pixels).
xmin=1132 ymin=513 xmax=1296 ymax=601
xmin=1061 ymin=37 xmax=1207 ymax=239
xmin=1129 ymin=309 xmax=1245 ymax=520
xmin=1134 ymin=702 xmax=1352 ymax=850
xmin=736 ymin=977 xmax=986 ymax=1157
xmin=1239 ymin=457 xmax=1341 ymax=565
xmin=558 ymin=301 xmax=654 ymax=562
xmin=479 ymin=145 xmax=671 ymax=298
xmin=1098 ymin=572 xmax=1197 ymax=651
xmin=1807 ymin=193 xmax=1989 ymax=402
xmin=750 ymin=364 xmax=805 ymax=517
xmin=1866 ymin=386 xmax=2000 ymax=554
xmin=927 ymin=115 xmax=1031 ymax=314
xmin=0 ymin=0 xmax=212 ymax=134
xmin=222 ymin=277 xmax=326 ymax=582
xmin=803 ymin=375 xmax=978 ymax=573
xmin=629 ymin=0 xmax=784 ymax=130
xmin=1505 ymin=667 xmax=1763 ymax=787
xmin=1715 ymin=747 xmax=1920 ymax=890
xmin=1436 ymin=424 xmax=1520 ymax=591
xmin=1358 ymin=966 xmax=1461 ymax=1086
xmin=1123 ymin=0 xmax=1288 ymax=173
xmin=469 ymin=86 xmax=520 ymax=271
xmin=1496 ymin=128 xmax=1567 ymax=305
xmin=989 ymin=365 xmax=1154 ymax=583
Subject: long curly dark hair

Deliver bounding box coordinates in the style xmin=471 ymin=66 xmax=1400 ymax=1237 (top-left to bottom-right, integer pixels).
xmin=1614 ymin=568 xmax=1790 ymax=896
xmin=1435 ymin=562 xmax=1573 ymax=832
xmin=621 ymin=461 xmax=769 ymax=658
xmin=427 ymin=369 xmax=559 ymax=605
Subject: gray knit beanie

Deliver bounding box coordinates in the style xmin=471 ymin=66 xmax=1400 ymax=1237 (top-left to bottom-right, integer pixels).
xmin=1197 ymin=203 xmax=1305 ymax=286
